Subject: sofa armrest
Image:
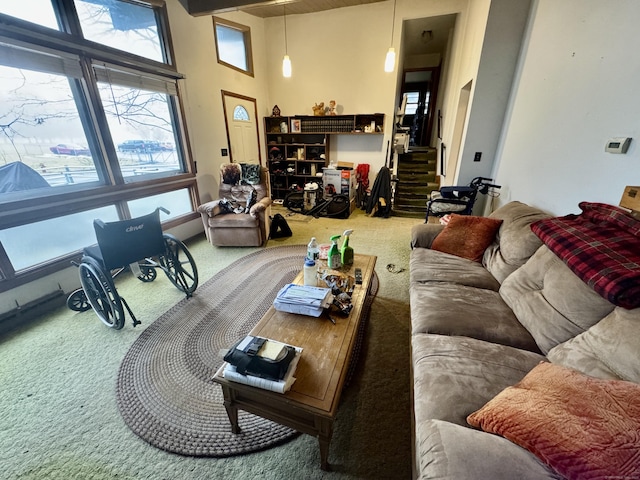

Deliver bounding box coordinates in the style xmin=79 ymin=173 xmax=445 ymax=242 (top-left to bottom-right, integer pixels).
xmin=197 ymin=199 xmax=222 ymax=217
xmin=411 ymin=223 xmax=445 ymax=249
xmin=249 ymin=197 xmax=272 ymax=218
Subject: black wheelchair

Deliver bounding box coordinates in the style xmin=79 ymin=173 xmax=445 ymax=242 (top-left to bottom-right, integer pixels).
xmin=66 ymin=207 xmax=198 ymax=329
xmin=425 ymin=176 xmax=501 ymax=222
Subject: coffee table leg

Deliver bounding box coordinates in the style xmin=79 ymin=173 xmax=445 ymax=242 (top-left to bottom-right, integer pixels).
xmin=318 ymin=418 xmax=333 ymax=471
xmin=220 ymin=385 xmax=241 ymax=434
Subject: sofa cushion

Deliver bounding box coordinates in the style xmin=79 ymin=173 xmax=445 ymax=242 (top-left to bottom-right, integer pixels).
xmin=483 ymin=201 xmax=552 ymax=283
xmin=414 ymin=420 xmax=560 ymax=480
xmin=412 ymin=334 xmax=546 ymax=428
xmin=467 ymin=362 xmax=640 ymax=480
xmin=500 ymin=245 xmax=615 ymax=354
xmin=547 ymin=307 xmax=640 ymax=383
xmin=430 ymin=214 xmax=503 ymax=262
xmin=410 ymin=248 xmax=500 ymax=291
xmin=412 ymin=335 xmax=554 ymax=479
xmin=410 ymin=283 xmax=540 ymax=352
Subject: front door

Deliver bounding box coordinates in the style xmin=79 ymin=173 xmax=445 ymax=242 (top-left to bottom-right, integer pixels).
xmin=221 ymin=91 xmax=261 ymax=165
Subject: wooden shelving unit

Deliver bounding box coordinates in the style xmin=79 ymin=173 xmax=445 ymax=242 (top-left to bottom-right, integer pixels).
xmin=264 ymin=114 xmax=385 ymax=200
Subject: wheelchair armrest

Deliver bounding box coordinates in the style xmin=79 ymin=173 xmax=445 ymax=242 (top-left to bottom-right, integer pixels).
xmin=411 ymin=224 xmax=445 ymax=249
xmin=197 ymin=199 xmax=223 ymax=217
xmin=249 ymin=197 xmax=272 ymax=218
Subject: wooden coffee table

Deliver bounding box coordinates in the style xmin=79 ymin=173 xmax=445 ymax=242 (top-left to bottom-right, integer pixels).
xmin=212 ymin=253 xmax=377 ymax=470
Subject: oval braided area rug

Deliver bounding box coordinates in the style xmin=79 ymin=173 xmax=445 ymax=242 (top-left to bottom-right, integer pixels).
xmin=116 ymin=245 xmax=377 ymax=457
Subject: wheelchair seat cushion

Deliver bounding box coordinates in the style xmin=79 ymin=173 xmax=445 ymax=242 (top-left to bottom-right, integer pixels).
xmin=431 ymin=214 xmax=503 ymax=262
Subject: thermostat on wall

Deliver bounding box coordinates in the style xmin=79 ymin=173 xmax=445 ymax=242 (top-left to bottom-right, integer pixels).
xmin=605 ymin=137 xmax=631 ymax=154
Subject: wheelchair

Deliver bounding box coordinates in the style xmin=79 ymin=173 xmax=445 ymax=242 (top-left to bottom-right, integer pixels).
xmin=426 ymin=176 xmax=501 ymax=222
xmin=66 ymin=207 xmax=198 ymax=329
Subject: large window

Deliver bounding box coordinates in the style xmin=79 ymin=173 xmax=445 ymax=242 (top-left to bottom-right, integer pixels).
xmin=213 ymin=17 xmax=253 ymax=77
xmin=0 ymin=0 xmax=197 ymax=291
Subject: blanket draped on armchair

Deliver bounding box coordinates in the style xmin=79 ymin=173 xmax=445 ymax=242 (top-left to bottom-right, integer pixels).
xmin=531 ymin=202 xmax=640 ymax=309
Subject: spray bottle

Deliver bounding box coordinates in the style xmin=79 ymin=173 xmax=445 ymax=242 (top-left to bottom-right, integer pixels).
xmin=327 ymin=234 xmax=342 ymax=269
xmin=341 ymin=229 xmax=354 ymax=266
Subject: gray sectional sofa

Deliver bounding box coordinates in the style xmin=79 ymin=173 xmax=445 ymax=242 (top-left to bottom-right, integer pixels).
xmin=409 ymin=201 xmax=640 ymax=479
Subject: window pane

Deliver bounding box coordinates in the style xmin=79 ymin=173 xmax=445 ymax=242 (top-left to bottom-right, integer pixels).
xmin=405 ymin=92 xmax=420 ymax=103
xmin=0 ymin=1 xmax=59 ymax=30
xmin=405 ymin=104 xmax=418 ymax=115
xmin=233 ymin=105 xmax=249 ymax=122
xmin=74 ymin=0 xmax=163 ymax=63
xmin=0 ymin=206 xmax=118 ymax=271
xmin=128 ymin=189 xmax=192 ymax=220
xmin=216 ymin=24 xmax=248 ymax=71
xmin=0 ymin=66 xmax=101 ymax=202
xmin=97 ymin=82 xmax=181 ymax=181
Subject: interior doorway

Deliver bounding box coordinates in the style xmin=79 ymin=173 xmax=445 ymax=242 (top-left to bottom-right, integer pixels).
xmin=399 ymin=67 xmax=440 ymax=147
xmin=221 ymin=90 xmax=261 ymax=165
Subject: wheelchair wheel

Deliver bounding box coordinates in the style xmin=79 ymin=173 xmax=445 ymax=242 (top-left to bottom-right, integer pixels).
xmin=137 ymin=265 xmax=157 ymax=282
xmin=66 ymin=289 xmax=91 ymax=312
xmin=160 ymin=234 xmax=198 ymax=296
xmin=78 ymin=256 xmax=125 ymax=329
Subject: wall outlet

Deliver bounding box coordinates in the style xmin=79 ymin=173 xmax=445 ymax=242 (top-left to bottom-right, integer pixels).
xmin=221 ymin=148 xmax=228 ymax=156
xmin=474 ymin=152 xmax=482 ymax=162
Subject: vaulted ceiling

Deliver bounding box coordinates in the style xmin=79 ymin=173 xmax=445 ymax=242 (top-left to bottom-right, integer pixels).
xmin=183 ymin=0 xmax=387 ymax=18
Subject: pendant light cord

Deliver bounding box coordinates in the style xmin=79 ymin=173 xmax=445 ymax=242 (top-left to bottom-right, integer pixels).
xmin=284 ymin=5 xmax=288 ymax=55
xmin=389 ymin=0 xmax=397 ymax=46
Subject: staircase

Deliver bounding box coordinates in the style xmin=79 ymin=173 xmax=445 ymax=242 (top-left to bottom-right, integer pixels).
xmin=393 ymin=147 xmax=439 ymax=218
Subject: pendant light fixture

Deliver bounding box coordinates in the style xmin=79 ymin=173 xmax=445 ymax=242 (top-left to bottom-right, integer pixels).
xmin=384 ymin=0 xmax=397 ymax=72
xmin=282 ymin=4 xmax=292 ymax=77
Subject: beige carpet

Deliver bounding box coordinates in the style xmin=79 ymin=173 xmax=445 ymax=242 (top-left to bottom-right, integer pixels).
xmin=1 ymin=207 xmax=423 ymax=479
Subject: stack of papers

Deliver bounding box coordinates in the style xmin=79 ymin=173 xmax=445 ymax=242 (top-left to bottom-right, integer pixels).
xmin=273 ymin=284 xmax=333 ymax=317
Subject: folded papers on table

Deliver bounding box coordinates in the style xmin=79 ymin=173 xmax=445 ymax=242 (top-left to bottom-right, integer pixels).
xmin=273 ymin=284 xmax=333 ymax=317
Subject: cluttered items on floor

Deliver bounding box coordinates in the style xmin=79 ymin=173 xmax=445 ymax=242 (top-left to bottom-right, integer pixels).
xmin=222 ymin=335 xmax=302 ymax=393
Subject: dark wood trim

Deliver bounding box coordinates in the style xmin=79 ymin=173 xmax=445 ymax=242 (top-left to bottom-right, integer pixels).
xmin=221 ymin=90 xmax=262 ymax=166
xmin=212 ymin=16 xmax=255 ymax=77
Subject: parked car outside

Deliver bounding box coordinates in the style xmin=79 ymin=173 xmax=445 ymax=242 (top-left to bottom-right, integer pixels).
xmin=160 ymin=142 xmax=174 ymax=151
xmin=49 ymin=143 xmax=90 ymax=156
xmin=117 ymin=139 xmax=162 ymax=153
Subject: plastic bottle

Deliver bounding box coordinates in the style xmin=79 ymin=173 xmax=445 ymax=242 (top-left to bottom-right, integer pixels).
xmin=327 ymin=234 xmax=342 ymax=269
xmin=303 ymin=258 xmax=316 ymax=286
xmin=307 ymin=237 xmax=319 ymax=261
xmin=341 ymin=229 xmax=354 ymax=266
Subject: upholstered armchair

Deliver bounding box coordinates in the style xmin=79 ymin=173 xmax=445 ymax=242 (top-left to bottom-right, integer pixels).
xmin=197 ymin=164 xmax=272 ymax=247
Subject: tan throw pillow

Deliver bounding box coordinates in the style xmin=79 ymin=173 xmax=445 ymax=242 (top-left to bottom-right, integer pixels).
xmin=431 ymin=214 xmax=503 ymax=262
xmin=467 ymin=362 xmax=640 ymax=480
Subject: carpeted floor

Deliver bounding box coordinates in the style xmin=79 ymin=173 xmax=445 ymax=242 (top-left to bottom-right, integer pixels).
xmin=0 ymin=207 xmax=423 ymax=479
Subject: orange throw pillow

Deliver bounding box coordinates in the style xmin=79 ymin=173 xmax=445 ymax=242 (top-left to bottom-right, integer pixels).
xmin=467 ymin=362 xmax=640 ymax=480
xmin=431 ymin=214 xmax=503 ymax=262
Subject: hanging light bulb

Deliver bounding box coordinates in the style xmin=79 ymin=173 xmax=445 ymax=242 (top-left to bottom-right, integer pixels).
xmin=384 ymin=0 xmax=397 ymax=73
xmin=283 ymin=54 xmax=292 ymax=77
xmin=282 ymin=5 xmax=292 ymax=78
xmin=384 ymin=47 xmax=396 ymax=73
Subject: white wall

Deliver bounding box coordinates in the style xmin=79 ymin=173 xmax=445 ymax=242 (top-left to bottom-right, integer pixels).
xmin=167 ymin=1 xmax=270 ymax=203
xmin=493 ymin=0 xmax=640 ymax=215
xmin=263 ymin=0 xmax=472 ymax=183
